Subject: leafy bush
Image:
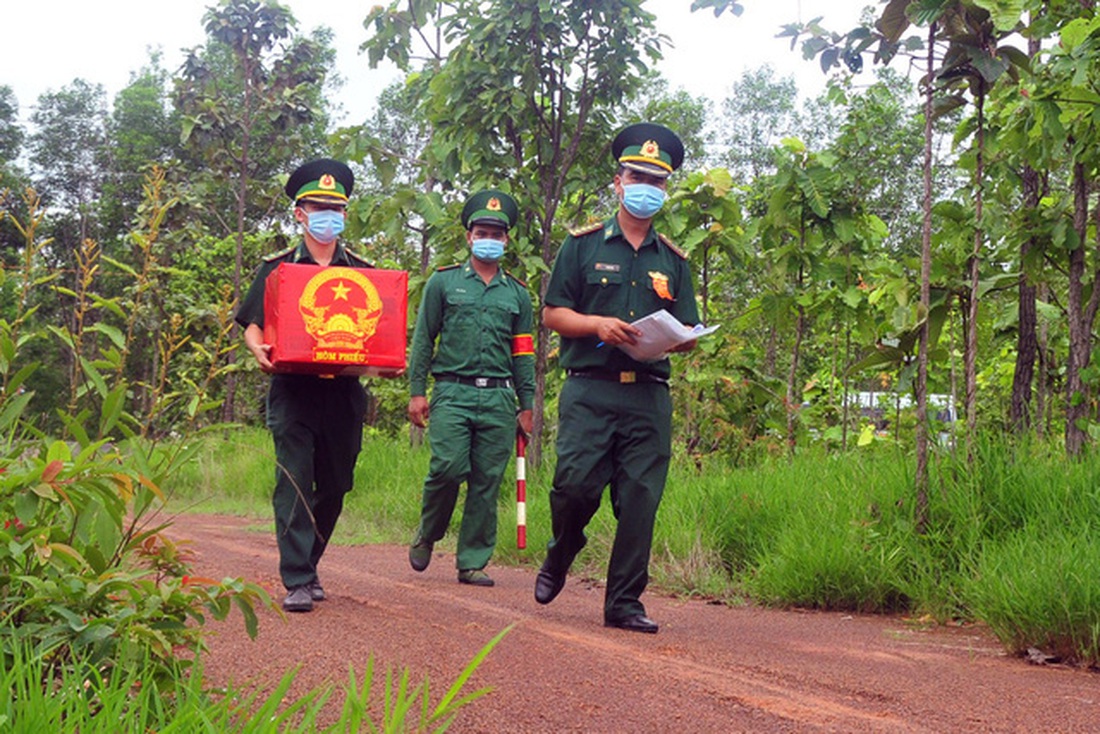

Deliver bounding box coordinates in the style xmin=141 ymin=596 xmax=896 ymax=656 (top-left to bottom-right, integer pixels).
xmin=0 ymin=181 xmax=269 ymax=682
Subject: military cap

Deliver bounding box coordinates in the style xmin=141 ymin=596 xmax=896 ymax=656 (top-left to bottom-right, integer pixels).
xmin=461 ymin=189 xmax=519 ymax=230
xmin=285 ymin=158 xmax=354 ymax=205
xmin=612 ymin=122 xmax=684 ymax=178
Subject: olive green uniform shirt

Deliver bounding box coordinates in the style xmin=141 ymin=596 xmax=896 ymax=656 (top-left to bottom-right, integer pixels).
xmin=543 ymin=216 xmax=700 ymax=376
xmin=408 ymin=260 xmax=535 ymax=410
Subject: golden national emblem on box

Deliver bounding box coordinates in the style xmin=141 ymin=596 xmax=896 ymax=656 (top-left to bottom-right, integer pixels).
xmin=264 ymin=262 xmax=408 ymax=376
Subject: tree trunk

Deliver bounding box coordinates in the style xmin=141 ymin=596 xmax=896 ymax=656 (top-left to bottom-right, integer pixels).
xmin=764 ymin=324 xmax=778 ymax=376
xmin=964 ymin=88 xmax=985 ymax=463
xmin=785 ymin=261 xmax=806 ymax=458
xmin=785 ymin=303 xmax=805 ymax=458
xmin=1010 ymin=163 xmax=1040 ymax=432
xmin=223 ymin=70 xmax=254 ymax=424
xmin=1009 ymin=27 xmax=1044 ymax=434
xmin=1065 ymin=161 xmax=1089 ymax=457
xmin=530 ymin=223 xmax=557 ymax=468
xmin=1037 ymin=281 xmax=1050 ymax=439
xmin=914 ymin=22 xmax=937 ymax=533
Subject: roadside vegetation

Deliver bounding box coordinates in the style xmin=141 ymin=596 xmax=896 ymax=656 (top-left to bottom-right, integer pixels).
xmin=179 ymin=426 xmax=1100 ymax=667
xmin=5 ymin=0 xmax=1100 ymax=728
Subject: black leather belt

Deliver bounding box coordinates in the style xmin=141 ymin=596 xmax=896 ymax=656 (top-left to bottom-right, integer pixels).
xmin=435 ymin=374 xmax=514 ymax=389
xmin=566 ymin=369 xmax=668 ymax=385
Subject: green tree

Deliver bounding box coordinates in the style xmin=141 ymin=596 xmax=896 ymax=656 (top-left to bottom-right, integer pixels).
xmin=0 ymin=85 xmax=27 ymax=266
xmin=28 ymin=79 xmax=109 ymax=250
xmin=101 ymin=55 xmax=180 ymax=246
xmin=718 ymin=65 xmax=799 ymax=180
xmin=360 ymin=0 xmax=666 ymax=459
xmin=174 ymin=0 xmax=336 ymax=420
xmin=0 ymin=85 xmax=22 ymax=164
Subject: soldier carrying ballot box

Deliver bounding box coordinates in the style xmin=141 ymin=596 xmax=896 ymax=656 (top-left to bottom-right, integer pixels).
xmin=235 ymin=158 xmax=375 ymax=614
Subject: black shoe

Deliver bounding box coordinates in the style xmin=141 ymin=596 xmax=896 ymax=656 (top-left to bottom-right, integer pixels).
xmin=409 ymin=534 xmax=433 ymax=572
xmin=457 ymin=569 xmax=495 ymax=587
xmin=307 ymin=580 xmax=326 ymax=601
xmin=534 ymin=562 xmax=566 ymax=605
xmin=604 ymin=614 xmax=659 ymax=634
xmin=282 ymin=585 xmax=314 ymax=613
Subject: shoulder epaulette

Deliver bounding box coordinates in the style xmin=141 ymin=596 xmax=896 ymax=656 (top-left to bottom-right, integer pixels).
xmin=659 ymin=233 xmax=688 ymax=260
xmin=436 ymin=263 xmax=462 ymax=272
xmin=569 ymin=221 xmax=604 ymax=238
xmin=344 ymin=248 xmax=375 ymax=267
xmin=504 ymin=269 xmax=527 ymax=288
xmin=263 ymin=245 xmax=297 ymax=263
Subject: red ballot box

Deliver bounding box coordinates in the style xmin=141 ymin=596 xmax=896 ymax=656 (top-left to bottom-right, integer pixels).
xmin=264 ymin=263 xmax=408 ymax=377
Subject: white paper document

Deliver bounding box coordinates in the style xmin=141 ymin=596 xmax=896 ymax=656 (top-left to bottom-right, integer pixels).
xmin=616 ymin=309 xmax=720 ymax=362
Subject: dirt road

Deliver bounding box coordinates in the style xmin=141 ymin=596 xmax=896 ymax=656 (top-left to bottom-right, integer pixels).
xmin=170 ymin=514 xmax=1099 ymax=732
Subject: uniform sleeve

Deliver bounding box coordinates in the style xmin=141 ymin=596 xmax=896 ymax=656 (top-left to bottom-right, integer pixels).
xmin=671 ymin=258 xmax=700 ymax=326
xmin=511 ymin=285 xmax=536 ymax=411
xmin=408 ymin=273 xmax=445 ymax=397
xmin=543 ymin=236 xmax=580 ymax=309
xmin=234 ymin=262 xmax=273 ymax=329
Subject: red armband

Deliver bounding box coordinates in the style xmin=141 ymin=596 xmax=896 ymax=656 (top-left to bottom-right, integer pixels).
xmin=512 ymin=333 xmax=534 ymax=357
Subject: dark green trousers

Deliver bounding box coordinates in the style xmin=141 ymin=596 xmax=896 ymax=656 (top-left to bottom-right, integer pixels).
xmin=267 ymin=374 xmax=366 ymax=589
xmin=417 ymin=380 xmax=515 ymax=570
xmin=546 ymin=377 xmax=671 ymax=622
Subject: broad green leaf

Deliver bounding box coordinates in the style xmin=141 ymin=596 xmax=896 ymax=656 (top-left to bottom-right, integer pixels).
xmin=79 ymin=357 xmax=109 ymax=399
xmin=99 ymin=385 xmax=128 ymax=438
xmin=1059 ymin=17 xmax=1100 ymax=52
xmin=87 ymin=322 xmax=127 ymax=350
xmin=972 ymin=0 xmax=1025 ymax=33
xmin=857 ymin=423 xmax=875 ymax=447
xmin=0 ymin=390 xmax=34 ymax=434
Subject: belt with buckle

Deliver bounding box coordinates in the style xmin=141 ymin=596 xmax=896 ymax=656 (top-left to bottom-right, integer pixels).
xmin=566 ymin=369 xmax=668 ymax=385
xmin=434 ymin=374 xmax=514 ymax=389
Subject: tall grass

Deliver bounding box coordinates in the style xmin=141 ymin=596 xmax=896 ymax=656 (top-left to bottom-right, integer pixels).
xmin=175 ymin=427 xmax=1100 ymax=665
xmin=0 ymin=627 xmax=510 ymax=732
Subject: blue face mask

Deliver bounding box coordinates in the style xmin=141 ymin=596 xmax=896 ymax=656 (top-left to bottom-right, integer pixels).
xmin=306 ymin=209 xmax=345 ymax=243
xmin=621 ymin=183 xmax=666 ymax=219
xmin=471 ymin=238 xmax=505 ymax=263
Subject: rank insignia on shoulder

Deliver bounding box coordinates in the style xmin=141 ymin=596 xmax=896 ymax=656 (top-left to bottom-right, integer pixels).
xmin=436 ymin=263 xmax=461 ymax=271
xmin=345 ymin=248 xmax=375 ymax=267
xmin=569 ymin=221 xmax=604 ymax=238
xmin=263 ymin=245 xmax=297 ymax=262
xmin=505 ymin=269 xmax=528 ymax=288
xmin=658 ymin=233 xmax=688 ymax=260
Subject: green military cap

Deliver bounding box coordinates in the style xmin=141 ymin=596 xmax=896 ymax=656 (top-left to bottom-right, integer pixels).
xmin=285 ymin=158 xmax=354 ymax=205
xmin=460 ymin=189 xmax=519 ymax=230
xmin=612 ymin=122 xmax=684 ymax=178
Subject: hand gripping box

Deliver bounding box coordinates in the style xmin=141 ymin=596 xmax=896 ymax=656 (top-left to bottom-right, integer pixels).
xmin=264 ymin=263 xmax=408 ymax=377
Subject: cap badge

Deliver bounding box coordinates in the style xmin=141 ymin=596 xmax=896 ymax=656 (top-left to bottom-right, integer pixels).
xmin=487 ymin=197 xmax=502 ymax=211
xmin=641 ymin=140 xmax=661 ymax=159
xmin=319 ymin=173 xmax=336 ymax=190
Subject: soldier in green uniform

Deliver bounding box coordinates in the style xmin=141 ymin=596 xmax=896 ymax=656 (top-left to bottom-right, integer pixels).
xmin=235 ymin=158 xmax=372 ymax=613
xmin=534 ymin=124 xmax=699 ymax=633
xmin=407 ymin=190 xmax=535 ymax=587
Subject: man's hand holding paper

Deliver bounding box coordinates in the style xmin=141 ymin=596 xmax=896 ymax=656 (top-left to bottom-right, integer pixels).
xmin=615 ymin=309 xmax=720 ymax=362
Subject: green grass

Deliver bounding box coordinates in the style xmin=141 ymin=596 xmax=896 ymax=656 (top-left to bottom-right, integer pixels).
xmin=173 ymin=426 xmax=1100 ymax=666
xmin=0 ymin=628 xmax=510 ymax=733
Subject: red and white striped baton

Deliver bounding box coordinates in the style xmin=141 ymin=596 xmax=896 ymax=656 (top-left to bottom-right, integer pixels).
xmin=516 ymin=429 xmax=528 ymax=549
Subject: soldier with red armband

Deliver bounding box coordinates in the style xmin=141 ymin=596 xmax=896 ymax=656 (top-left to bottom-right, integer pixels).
xmin=407 ymin=190 xmax=535 ymax=587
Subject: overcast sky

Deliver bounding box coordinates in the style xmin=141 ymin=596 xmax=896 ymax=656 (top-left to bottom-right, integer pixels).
xmin=2 ymin=1 xmax=871 ymax=126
